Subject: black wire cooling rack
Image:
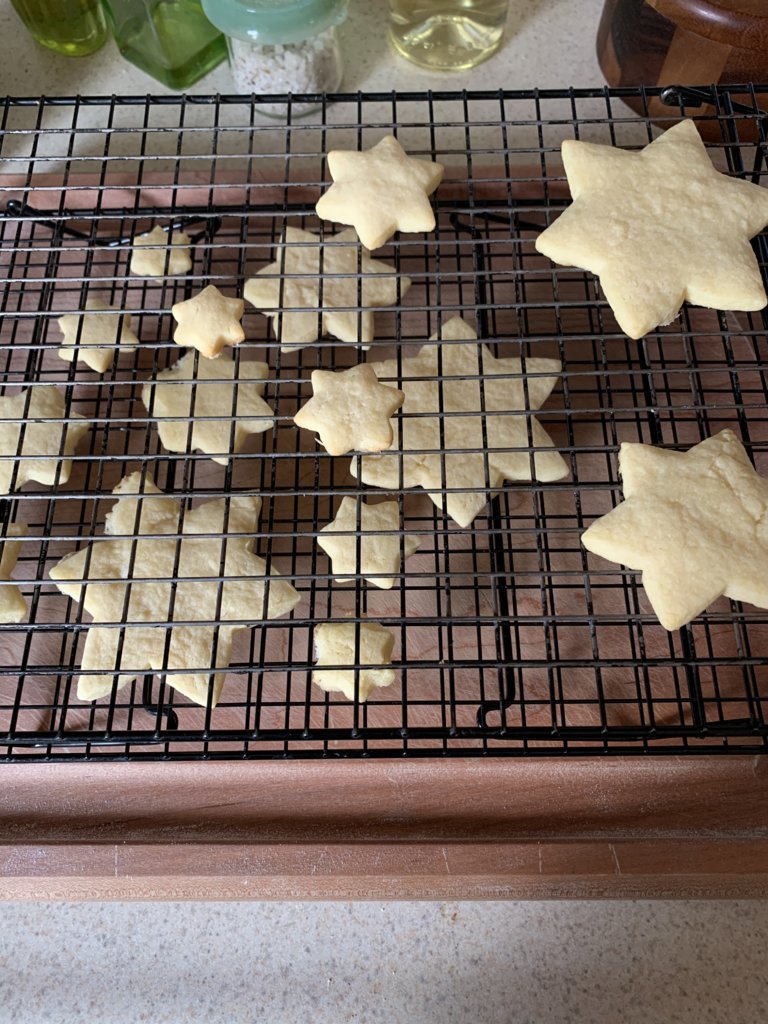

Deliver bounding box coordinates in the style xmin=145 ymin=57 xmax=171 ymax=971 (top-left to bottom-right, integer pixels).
xmin=1 ymin=85 xmax=767 ymax=762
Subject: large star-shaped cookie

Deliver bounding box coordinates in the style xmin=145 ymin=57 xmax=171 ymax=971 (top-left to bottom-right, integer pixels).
xmin=293 ymin=363 xmax=404 ymax=456
xmin=172 ymin=285 xmax=245 ymax=358
xmin=49 ymin=472 xmax=301 ymax=707
xmin=244 ymin=227 xmax=412 ymax=350
xmin=582 ymin=430 xmax=768 ymax=631
xmin=142 ymin=349 xmax=273 ymax=465
xmin=535 ymin=119 xmax=768 ymax=339
xmin=57 ymin=297 xmax=140 ymax=374
xmin=0 ymin=386 xmax=90 ymax=495
xmin=313 ymin=620 xmax=396 ymax=701
xmin=352 ymin=316 xmax=568 ymax=528
xmin=318 ymin=498 xmax=420 ymax=589
xmin=315 ymin=135 xmax=444 ymax=250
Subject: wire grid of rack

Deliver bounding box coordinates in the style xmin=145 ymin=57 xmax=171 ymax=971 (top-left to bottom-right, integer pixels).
xmin=0 ymin=85 xmax=767 ymax=762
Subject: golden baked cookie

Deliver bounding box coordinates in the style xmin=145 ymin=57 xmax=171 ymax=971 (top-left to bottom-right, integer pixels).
xmin=315 ymin=135 xmax=444 ymax=250
xmin=293 ymin=363 xmax=404 ymax=457
xmin=318 ymin=497 xmax=419 ymax=590
xmin=0 ymin=523 xmax=27 ymax=624
xmin=352 ymin=316 xmax=568 ymax=528
xmin=57 ymin=297 xmax=139 ymax=374
xmin=245 ymin=226 xmax=411 ymax=349
xmin=172 ymin=284 xmax=245 ymax=359
xmin=142 ymin=349 xmax=273 ymax=465
xmin=0 ymin=386 xmax=89 ymax=495
xmin=49 ymin=472 xmax=301 ymax=707
xmin=130 ymin=225 xmax=192 ymax=277
xmin=535 ymin=120 xmax=768 ymax=339
xmin=313 ymin=620 xmax=396 ymax=701
xmin=582 ymin=430 xmax=768 ymax=630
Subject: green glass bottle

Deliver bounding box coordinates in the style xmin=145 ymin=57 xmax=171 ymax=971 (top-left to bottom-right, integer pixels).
xmin=102 ymin=0 xmax=227 ymax=90
xmin=10 ymin=0 xmax=108 ymax=57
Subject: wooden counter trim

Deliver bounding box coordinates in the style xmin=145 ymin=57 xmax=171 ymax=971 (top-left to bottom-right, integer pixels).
xmin=1 ymin=757 xmax=766 ymax=899
xmin=1 ymin=842 xmax=767 ymax=900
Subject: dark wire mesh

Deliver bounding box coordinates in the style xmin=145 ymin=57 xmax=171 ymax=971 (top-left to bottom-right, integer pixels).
xmin=0 ymin=85 xmax=767 ymax=761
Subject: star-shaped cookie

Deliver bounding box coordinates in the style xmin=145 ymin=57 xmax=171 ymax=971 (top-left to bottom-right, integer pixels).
xmin=535 ymin=119 xmax=768 ymax=339
xmin=57 ymin=297 xmax=140 ymax=374
xmin=130 ymin=225 xmax=192 ymax=277
xmin=49 ymin=472 xmax=301 ymax=706
xmin=293 ymin=363 xmax=404 ymax=456
xmin=313 ymin=620 xmax=396 ymax=701
xmin=317 ymin=497 xmax=420 ymax=589
xmin=142 ymin=349 xmax=273 ymax=465
xmin=581 ymin=430 xmax=768 ymax=631
xmin=315 ymin=135 xmax=445 ymax=250
xmin=172 ymin=284 xmax=245 ymax=358
xmin=0 ymin=523 xmax=27 ymax=624
xmin=352 ymin=316 xmax=568 ymax=528
xmin=0 ymin=386 xmax=90 ymax=495
xmin=244 ymin=227 xmax=412 ymax=350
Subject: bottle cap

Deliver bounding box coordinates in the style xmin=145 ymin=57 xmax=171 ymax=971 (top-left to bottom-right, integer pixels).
xmin=202 ymin=0 xmax=348 ymax=45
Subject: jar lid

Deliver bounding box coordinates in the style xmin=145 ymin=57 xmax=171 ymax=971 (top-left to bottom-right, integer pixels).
xmin=202 ymin=0 xmax=348 ymax=45
xmin=650 ymin=0 xmax=768 ymax=50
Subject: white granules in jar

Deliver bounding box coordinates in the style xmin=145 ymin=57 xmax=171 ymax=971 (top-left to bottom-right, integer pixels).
xmin=228 ymin=27 xmax=342 ymax=117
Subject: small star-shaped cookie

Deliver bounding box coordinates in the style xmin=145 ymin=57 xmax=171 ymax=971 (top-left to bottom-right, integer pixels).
xmin=315 ymin=135 xmax=445 ymax=250
xmin=535 ymin=119 xmax=768 ymax=339
xmin=172 ymin=284 xmax=245 ymax=358
xmin=313 ymin=620 xmax=396 ymax=701
xmin=49 ymin=472 xmax=301 ymax=706
xmin=582 ymin=430 xmax=768 ymax=631
xmin=57 ymin=297 xmax=140 ymax=374
xmin=0 ymin=386 xmax=90 ymax=496
xmin=0 ymin=523 xmax=27 ymax=624
xmin=317 ymin=497 xmax=420 ymax=589
xmin=142 ymin=349 xmax=273 ymax=466
xmin=352 ymin=316 xmax=568 ymax=528
xmin=244 ymin=227 xmax=412 ymax=350
xmin=293 ymin=363 xmax=404 ymax=456
xmin=130 ymin=225 xmax=192 ymax=277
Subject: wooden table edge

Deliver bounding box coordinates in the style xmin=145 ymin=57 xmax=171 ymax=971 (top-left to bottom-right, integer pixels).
xmin=2 ymin=756 xmax=766 ymax=899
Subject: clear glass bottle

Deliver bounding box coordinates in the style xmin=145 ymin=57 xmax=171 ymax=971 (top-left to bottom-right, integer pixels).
xmin=201 ymin=0 xmax=348 ymax=119
xmin=101 ymin=0 xmax=227 ymax=89
xmin=10 ymin=0 xmax=107 ymax=57
xmin=388 ymin=0 xmax=509 ymax=71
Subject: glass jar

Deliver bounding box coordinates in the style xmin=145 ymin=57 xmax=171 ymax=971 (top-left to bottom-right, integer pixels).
xmin=388 ymin=0 xmax=509 ymax=71
xmin=10 ymin=0 xmax=107 ymax=57
xmin=102 ymin=0 xmax=227 ymax=90
xmin=201 ymin=0 xmax=348 ymax=119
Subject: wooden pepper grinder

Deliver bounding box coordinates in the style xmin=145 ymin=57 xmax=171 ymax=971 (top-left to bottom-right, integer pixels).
xmin=597 ymin=0 xmax=768 ymax=139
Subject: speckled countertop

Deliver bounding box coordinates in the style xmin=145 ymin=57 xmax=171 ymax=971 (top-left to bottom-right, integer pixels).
xmin=1 ymin=4 xmax=766 ymax=1023
xmin=2 ymin=900 xmax=767 ymax=1023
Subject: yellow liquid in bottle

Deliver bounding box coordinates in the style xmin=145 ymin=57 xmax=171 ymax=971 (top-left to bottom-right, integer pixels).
xmin=10 ymin=0 xmax=107 ymax=56
xmin=388 ymin=0 xmax=508 ymax=71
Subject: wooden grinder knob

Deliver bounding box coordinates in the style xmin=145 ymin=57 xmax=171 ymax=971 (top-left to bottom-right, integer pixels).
xmin=597 ymin=0 xmax=768 ymax=139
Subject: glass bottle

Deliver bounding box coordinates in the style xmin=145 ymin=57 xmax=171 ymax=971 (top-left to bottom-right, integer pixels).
xmin=101 ymin=0 xmax=227 ymax=90
xmin=388 ymin=0 xmax=509 ymax=71
xmin=201 ymin=0 xmax=348 ymax=119
xmin=10 ymin=0 xmax=107 ymax=57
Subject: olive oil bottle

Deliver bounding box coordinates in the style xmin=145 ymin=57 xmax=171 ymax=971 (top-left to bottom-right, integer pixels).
xmin=10 ymin=0 xmax=107 ymax=57
xmin=388 ymin=0 xmax=508 ymax=71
